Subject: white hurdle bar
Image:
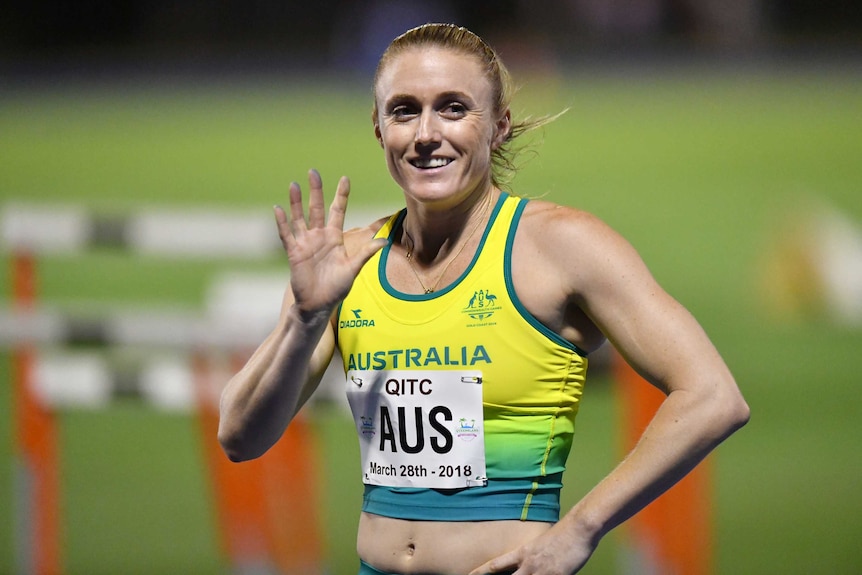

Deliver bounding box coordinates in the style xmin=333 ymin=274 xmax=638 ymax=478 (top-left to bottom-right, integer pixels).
xmin=0 ymin=304 xmax=275 ymax=350
xmin=8 ymin=346 xmax=349 ymax=413
xmin=0 ymin=269 xmax=350 ymax=412
xmin=1 ymin=202 xmax=399 ymax=257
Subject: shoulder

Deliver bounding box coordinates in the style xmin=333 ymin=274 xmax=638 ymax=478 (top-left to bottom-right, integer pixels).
xmin=518 ymin=199 xmax=607 ymax=237
xmin=513 ymin=197 xmax=658 ymax=311
xmin=507 ymin=199 xmax=645 ymax=351
xmin=515 ymin=199 xmax=633 ymax=272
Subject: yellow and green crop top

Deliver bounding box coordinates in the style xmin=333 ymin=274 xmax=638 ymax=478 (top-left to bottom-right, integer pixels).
xmin=337 ymin=192 xmax=588 ymax=522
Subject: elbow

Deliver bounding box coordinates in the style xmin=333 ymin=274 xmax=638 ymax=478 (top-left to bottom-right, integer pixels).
xmin=218 ymin=424 xmax=262 ymax=463
xmin=684 ymin=377 xmax=750 ymax=444
xmin=218 ymin=430 xmax=246 ymax=463
xmin=217 ymin=391 xmax=269 ymax=463
xmin=715 ymin=385 xmax=751 ymax=438
xmin=218 ymin=411 xmax=287 ymax=462
xmin=220 ymin=443 xmax=246 ymax=464
xmin=730 ymin=393 xmax=751 ymax=431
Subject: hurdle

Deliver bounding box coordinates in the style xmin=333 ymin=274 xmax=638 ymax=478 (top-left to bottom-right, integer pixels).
xmin=1 ymin=202 xmax=389 ymax=574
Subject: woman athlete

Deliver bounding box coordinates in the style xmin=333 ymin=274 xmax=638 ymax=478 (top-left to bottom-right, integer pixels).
xmin=218 ymin=23 xmax=749 ymax=575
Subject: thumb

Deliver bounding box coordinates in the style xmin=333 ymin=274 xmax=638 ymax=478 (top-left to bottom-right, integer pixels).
xmin=349 ymin=238 xmax=388 ymax=272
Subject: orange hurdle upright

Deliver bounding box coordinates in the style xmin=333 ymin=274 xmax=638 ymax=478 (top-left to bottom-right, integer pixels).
xmin=613 ymin=349 xmax=713 ymax=575
xmin=193 ymin=351 xmax=324 ymax=574
xmin=11 ymin=251 xmax=63 ymax=575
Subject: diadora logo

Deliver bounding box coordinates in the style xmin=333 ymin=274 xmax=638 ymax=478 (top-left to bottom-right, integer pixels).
xmin=340 ymin=308 xmax=376 ymax=329
xmin=462 ymin=289 xmax=502 ymax=325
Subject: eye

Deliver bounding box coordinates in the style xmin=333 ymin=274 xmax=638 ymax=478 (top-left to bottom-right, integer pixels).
xmin=441 ymin=102 xmax=467 ymax=118
xmin=388 ymin=104 xmax=417 ymax=121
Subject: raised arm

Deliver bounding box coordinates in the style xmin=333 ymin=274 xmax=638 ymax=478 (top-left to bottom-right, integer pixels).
xmin=218 ymin=170 xmax=386 ymax=462
xmin=472 ymin=205 xmax=750 ymax=574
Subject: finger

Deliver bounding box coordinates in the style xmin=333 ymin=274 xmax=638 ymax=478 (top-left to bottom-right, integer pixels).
xmin=307 ymin=168 xmax=326 ymax=228
xmin=273 ymin=204 xmax=295 ymax=252
xmin=468 ymin=551 xmax=520 ymax=575
xmin=327 ymin=176 xmax=350 ymax=231
xmin=288 ymin=180 xmax=309 ymax=233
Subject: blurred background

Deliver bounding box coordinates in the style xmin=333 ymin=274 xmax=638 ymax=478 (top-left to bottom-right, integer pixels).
xmin=1 ymin=1 xmax=861 ymax=574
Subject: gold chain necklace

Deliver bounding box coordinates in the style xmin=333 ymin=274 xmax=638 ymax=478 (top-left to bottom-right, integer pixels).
xmin=404 ymin=193 xmax=492 ymax=294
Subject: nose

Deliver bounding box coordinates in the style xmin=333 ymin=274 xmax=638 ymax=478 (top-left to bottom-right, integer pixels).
xmin=414 ymin=112 xmax=441 ymax=146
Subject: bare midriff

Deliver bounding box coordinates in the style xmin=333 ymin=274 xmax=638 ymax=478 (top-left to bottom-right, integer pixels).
xmin=356 ymin=512 xmax=552 ymax=574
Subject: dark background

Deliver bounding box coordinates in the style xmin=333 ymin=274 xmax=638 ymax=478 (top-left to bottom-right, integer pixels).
xmin=2 ymin=0 xmax=860 ymax=79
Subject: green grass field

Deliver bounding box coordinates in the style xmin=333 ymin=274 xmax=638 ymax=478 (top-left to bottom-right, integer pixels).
xmin=1 ymin=66 xmax=861 ymax=574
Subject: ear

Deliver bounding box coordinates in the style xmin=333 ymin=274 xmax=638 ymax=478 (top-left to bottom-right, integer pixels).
xmin=491 ymin=109 xmax=512 ymax=151
xmin=373 ymin=122 xmax=384 ymax=149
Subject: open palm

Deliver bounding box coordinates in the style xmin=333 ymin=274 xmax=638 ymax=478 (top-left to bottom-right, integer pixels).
xmin=274 ymin=169 xmax=385 ymax=319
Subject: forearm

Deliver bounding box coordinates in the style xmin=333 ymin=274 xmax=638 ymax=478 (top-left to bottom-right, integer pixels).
xmin=217 ymin=304 xmax=333 ymax=462
xmin=562 ymin=381 xmax=749 ymax=545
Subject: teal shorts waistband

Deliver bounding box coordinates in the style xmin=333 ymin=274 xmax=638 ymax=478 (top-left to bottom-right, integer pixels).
xmin=359 ymin=560 xmax=394 ymax=575
xmin=359 ymin=559 xmax=512 ymax=575
xmin=362 ymin=474 xmax=563 ymax=523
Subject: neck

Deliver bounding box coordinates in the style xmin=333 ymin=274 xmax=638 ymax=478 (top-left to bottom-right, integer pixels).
xmin=401 ymin=189 xmax=496 ymax=264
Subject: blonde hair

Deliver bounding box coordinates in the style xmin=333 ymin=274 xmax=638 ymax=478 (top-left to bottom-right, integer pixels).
xmin=372 ymin=23 xmax=558 ymax=190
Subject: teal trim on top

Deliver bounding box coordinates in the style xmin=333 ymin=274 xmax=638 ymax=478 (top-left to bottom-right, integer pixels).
xmin=504 ymin=199 xmax=588 ymax=358
xmin=377 ymin=209 xmax=412 ymax=296
xmin=378 ymin=193 xmax=510 ymax=301
xmin=361 ymin=473 xmax=562 ymax=523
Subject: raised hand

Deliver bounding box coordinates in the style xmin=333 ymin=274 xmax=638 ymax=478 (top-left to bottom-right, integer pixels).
xmin=275 ymin=169 xmax=386 ymax=321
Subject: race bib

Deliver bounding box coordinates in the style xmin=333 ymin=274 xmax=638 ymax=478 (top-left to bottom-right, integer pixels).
xmin=346 ymin=369 xmax=487 ymax=489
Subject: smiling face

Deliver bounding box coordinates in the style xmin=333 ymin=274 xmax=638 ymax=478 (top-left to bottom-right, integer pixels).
xmin=373 ymin=47 xmax=510 ymax=206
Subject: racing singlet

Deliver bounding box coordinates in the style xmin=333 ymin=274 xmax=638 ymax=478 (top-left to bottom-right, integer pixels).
xmin=337 ymin=192 xmax=588 ymax=522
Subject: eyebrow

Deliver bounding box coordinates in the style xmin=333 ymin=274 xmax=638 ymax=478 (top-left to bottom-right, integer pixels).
xmin=383 ymin=90 xmax=475 ymax=109
xmin=383 ymin=93 xmax=415 ymax=107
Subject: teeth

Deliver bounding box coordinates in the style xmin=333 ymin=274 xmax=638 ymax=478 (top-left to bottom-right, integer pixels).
xmin=413 ymin=157 xmax=451 ymax=168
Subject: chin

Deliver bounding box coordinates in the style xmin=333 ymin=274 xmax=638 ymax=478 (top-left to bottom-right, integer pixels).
xmin=408 ymin=185 xmax=465 ymax=204
xmin=401 ymin=175 xmax=459 ymax=198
